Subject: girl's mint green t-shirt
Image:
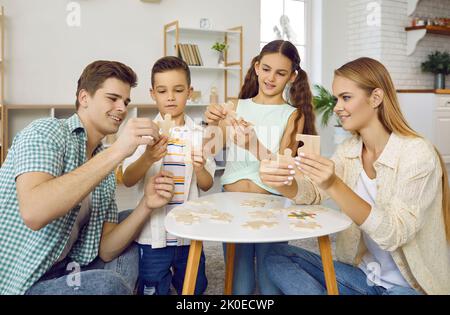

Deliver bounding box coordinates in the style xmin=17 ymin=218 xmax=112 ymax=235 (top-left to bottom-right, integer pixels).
xmin=220 ymin=98 xmax=296 ymax=194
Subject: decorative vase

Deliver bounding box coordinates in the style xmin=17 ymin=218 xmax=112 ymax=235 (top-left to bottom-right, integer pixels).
xmin=435 ymin=73 xmax=445 ymax=89
xmin=217 ymin=51 xmax=225 ymax=66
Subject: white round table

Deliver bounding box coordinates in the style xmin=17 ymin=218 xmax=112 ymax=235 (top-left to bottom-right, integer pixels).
xmin=165 ymin=192 xmax=352 ymax=295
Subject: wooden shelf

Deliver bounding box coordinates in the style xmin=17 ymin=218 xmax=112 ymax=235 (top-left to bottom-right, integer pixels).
xmin=405 ymin=26 xmax=450 ymax=55
xmin=397 ymin=89 xmax=450 ymax=94
xmin=165 ymin=27 xmax=241 ymax=36
xmin=189 ymin=65 xmax=241 ymax=71
xmin=405 ymin=26 xmax=450 ymax=35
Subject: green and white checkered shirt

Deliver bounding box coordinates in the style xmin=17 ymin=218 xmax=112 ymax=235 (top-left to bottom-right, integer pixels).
xmin=0 ymin=114 xmax=118 ymax=295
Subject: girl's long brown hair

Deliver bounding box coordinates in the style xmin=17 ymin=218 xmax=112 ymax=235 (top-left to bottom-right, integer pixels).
xmin=239 ymin=40 xmax=317 ymax=149
xmin=335 ymin=57 xmax=450 ymax=242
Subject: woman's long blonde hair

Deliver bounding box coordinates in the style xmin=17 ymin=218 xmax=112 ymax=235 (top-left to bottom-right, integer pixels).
xmin=335 ymin=57 xmax=450 ymax=242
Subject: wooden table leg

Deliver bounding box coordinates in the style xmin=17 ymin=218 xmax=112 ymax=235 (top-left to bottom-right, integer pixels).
xmin=182 ymin=240 xmax=203 ymax=295
xmin=224 ymin=243 xmax=236 ymax=294
xmin=318 ymin=235 xmax=339 ymax=295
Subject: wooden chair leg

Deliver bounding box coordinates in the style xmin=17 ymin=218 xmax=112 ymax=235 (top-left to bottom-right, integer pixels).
xmin=224 ymin=243 xmax=236 ymax=294
xmin=318 ymin=235 xmax=339 ymax=295
xmin=182 ymin=240 xmax=203 ymax=295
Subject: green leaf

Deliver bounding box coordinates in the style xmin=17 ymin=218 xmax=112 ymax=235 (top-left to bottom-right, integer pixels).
xmin=312 ymin=84 xmax=340 ymax=127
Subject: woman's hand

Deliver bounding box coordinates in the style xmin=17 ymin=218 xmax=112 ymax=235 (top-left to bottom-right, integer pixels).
xmin=144 ymin=171 xmax=175 ymax=209
xmin=259 ymin=159 xmax=296 ymax=188
xmin=294 ymin=153 xmax=338 ymax=191
xmin=144 ymin=136 xmax=168 ymax=164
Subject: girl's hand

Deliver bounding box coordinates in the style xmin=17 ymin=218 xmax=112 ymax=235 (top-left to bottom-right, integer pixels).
xmin=144 ymin=136 xmax=168 ymax=164
xmin=259 ymin=159 xmax=296 ymax=188
xmin=294 ymin=153 xmax=338 ymax=190
xmin=144 ymin=171 xmax=175 ymax=209
xmin=230 ymin=118 xmax=257 ymax=151
xmin=205 ymin=104 xmax=227 ymax=126
xmin=191 ymin=149 xmax=206 ymax=173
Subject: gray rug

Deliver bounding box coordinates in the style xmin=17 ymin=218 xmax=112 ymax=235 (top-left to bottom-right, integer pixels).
xmin=202 ymin=235 xmax=336 ymax=295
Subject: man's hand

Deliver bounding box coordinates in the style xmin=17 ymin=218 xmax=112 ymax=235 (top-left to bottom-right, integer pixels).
xmin=144 ymin=171 xmax=175 ymax=209
xmin=111 ymin=118 xmax=160 ymax=159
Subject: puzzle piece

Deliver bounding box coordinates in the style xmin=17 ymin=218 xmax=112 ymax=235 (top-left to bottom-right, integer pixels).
xmin=266 ymin=148 xmax=298 ymax=182
xmin=209 ymin=211 xmax=234 ymax=223
xmin=267 ymin=206 xmax=301 ymax=214
xmin=296 ymin=134 xmax=321 ymax=156
xmin=242 ymin=220 xmax=278 ymax=230
xmin=223 ymin=101 xmax=237 ymax=121
xmin=287 ymin=210 xmax=317 ymax=220
xmin=289 ymin=221 xmax=321 ymax=230
xmin=169 ymin=211 xmax=201 ymax=225
xmin=248 ymin=210 xmax=277 ymax=220
xmin=240 ymin=199 xmax=267 ymax=208
xmin=158 ymin=113 xmax=176 ymax=137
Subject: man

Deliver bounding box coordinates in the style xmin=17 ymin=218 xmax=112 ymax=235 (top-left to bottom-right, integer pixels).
xmin=0 ymin=60 xmax=175 ymax=295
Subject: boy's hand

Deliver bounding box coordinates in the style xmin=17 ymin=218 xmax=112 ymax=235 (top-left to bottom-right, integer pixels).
xmin=144 ymin=171 xmax=175 ymax=209
xmin=112 ymin=118 xmax=160 ymax=159
xmin=144 ymin=136 xmax=168 ymax=164
xmin=191 ymin=149 xmax=206 ymax=173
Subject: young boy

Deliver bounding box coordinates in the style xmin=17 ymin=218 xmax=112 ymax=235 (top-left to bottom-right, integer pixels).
xmin=122 ymin=56 xmax=215 ymax=295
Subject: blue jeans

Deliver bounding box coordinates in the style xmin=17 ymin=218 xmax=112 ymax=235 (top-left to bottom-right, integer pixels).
xmin=26 ymin=210 xmax=139 ymax=295
xmin=138 ymin=244 xmax=207 ymax=295
xmin=264 ymin=244 xmax=422 ymax=295
xmin=222 ymin=242 xmax=284 ymax=295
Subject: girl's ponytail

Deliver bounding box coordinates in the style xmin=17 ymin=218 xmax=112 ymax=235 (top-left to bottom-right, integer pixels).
xmin=289 ymin=67 xmax=317 ymax=142
xmin=239 ymin=56 xmax=260 ymax=99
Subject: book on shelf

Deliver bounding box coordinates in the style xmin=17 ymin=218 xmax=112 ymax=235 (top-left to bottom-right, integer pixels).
xmin=176 ymin=43 xmax=203 ymax=66
xmin=193 ymin=45 xmax=203 ymax=66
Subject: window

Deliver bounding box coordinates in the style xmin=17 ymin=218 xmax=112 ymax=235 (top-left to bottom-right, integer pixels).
xmin=260 ymin=0 xmax=309 ymax=70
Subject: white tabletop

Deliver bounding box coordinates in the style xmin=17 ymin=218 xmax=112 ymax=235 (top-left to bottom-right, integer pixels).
xmin=165 ymin=192 xmax=352 ymax=243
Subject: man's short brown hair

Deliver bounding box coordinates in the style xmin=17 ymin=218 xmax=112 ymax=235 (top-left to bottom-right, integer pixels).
xmin=75 ymin=60 xmax=138 ymax=109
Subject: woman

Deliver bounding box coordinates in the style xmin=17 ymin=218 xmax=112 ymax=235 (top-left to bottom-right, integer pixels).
xmin=259 ymin=57 xmax=450 ymax=295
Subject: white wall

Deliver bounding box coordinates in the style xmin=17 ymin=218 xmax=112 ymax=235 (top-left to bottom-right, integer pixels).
xmin=381 ymin=0 xmax=450 ymax=90
xmin=317 ymin=0 xmax=350 ymax=157
xmin=0 ymin=0 xmax=260 ymax=105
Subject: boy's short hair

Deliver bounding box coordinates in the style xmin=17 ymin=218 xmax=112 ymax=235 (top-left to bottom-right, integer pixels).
xmin=75 ymin=60 xmax=138 ymax=110
xmin=151 ymin=56 xmax=191 ymax=87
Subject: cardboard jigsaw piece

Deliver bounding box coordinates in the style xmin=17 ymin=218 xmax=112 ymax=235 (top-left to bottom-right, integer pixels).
xmin=223 ymin=101 xmax=237 ymax=122
xmin=184 ymin=126 xmax=204 ymax=164
xmin=296 ymin=134 xmax=321 ymax=156
xmin=158 ymin=113 xmax=176 ymax=137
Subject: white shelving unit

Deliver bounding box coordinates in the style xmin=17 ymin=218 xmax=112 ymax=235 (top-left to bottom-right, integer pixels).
xmin=164 ymin=20 xmax=243 ymax=106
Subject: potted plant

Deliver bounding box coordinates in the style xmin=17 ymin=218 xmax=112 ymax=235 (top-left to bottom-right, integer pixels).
xmin=211 ymin=41 xmax=228 ymax=66
xmin=421 ymin=51 xmax=450 ymax=89
xmin=312 ymin=84 xmax=350 ymax=145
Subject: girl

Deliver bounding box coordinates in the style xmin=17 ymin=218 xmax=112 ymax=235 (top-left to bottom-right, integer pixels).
xmin=204 ymin=40 xmax=317 ymax=294
xmin=260 ymin=57 xmax=450 ymax=295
